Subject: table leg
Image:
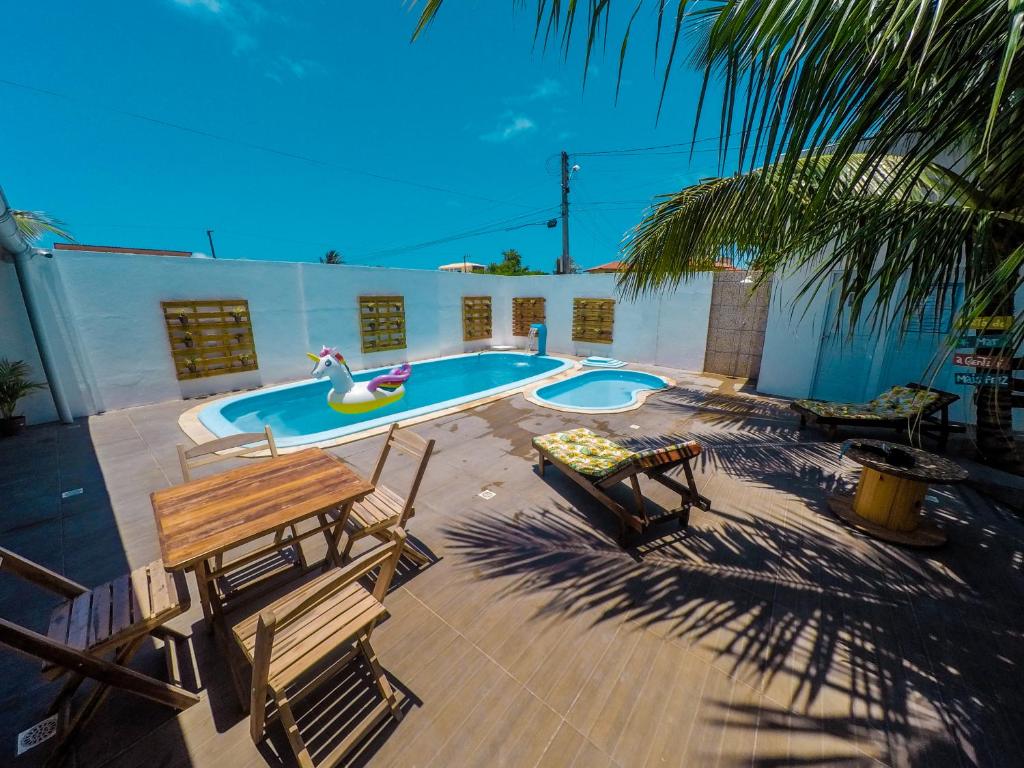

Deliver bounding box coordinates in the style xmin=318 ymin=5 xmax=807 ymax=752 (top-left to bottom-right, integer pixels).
xmin=192 ymin=560 xmax=218 ymax=632
xmin=324 ymin=503 xmax=353 ymax=568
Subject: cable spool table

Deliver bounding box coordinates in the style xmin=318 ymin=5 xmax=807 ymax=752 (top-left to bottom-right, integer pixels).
xmin=827 ymin=439 xmax=968 ymax=547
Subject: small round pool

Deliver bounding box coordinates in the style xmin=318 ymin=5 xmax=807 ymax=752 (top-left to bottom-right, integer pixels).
xmin=527 ymin=369 xmax=670 ymax=413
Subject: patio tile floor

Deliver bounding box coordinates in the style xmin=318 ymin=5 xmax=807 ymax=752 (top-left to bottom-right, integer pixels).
xmin=1 ymin=365 xmax=1022 ymax=767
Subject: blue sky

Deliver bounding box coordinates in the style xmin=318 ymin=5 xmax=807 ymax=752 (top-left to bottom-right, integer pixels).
xmin=2 ymin=2 xmax=737 ymax=271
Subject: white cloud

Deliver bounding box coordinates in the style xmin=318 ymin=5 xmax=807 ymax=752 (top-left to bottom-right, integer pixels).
xmin=529 ymin=78 xmax=562 ymax=100
xmin=265 ymin=55 xmax=322 ymax=82
xmin=169 ymin=0 xmax=268 ymax=54
xmin=481 ymin=115 xmax=537 ymax=143
xmin=173 ymin=0 xmax=224 ymax=12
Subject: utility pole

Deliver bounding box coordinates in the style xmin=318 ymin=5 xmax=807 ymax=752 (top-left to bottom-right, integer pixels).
xmin=206 ymin=229 xmax=218 ymax=259
xmin=560 ymin=150 xmax=570 ymax=275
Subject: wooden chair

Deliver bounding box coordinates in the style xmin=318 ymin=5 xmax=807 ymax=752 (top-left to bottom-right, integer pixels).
xmin=334 ymin=423 xmax=434 ymax=566
xmin=0 ymin=548 xmax=198 ymax=761
xmin=533 ymin=428 xmax=712 ymax=545
xmin=177 ymin=426 xmax=305 ymax=599
xmin=231 ymin=529 xmax=408 ymax=768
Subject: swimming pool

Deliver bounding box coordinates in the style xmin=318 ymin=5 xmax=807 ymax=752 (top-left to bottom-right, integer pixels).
xmin=197 ymin=352 xmax=572 ymax=446
xmin=527 ymin=369 xmax=670 ymax=413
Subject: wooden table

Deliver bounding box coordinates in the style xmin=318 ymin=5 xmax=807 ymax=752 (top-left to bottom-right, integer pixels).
xmin=151 ymin=448 xmax=374 ymax=622
xmin=828 ymin=439 xmax=968 ymax=547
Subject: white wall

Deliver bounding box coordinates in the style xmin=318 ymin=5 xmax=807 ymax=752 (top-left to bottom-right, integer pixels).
xmin=757 ymin=268 xmax=981 ymax=424
xmin=757 ymin=267 xmax=831 ymax=399
xmin=0 ymin=260 xmax=58 ymax=423
xmin=12 ymin=253 xmax=714 ymax=422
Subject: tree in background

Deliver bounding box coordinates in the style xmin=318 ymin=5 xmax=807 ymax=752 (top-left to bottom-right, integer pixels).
xmin=416 ymin=2 xmax=1024 ymax=470
xmin=11 ymin=210 xmax=73 ymax=243
xmin=320 ymin=249 xmax=343 ymax=265
xmin=488 ymin=248 xmax=545 ymax=276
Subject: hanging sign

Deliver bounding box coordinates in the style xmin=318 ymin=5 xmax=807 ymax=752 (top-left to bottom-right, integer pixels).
xmin=964 ymin=316 xmax=1014 ymax=331
xmin=955 ymin=372 xmax=1010 ymax=386
xmin=952 ymin=353 xmax=1012 ymax=370
xmin=956 ymin=334 xmax=1011 ymax=349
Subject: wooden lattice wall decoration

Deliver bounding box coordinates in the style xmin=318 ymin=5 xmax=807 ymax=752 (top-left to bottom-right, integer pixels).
xmin=512 ymin=297 xmax=546 ymax=336
xmin=462 ymin=296 xmax=492 ymax=341
xmin=161 ymin=299 xmax=258 ymax=380
xmin=359 ymin=295 xmax=407 ymax=353
xmin=572 ymin=298 xmax=615 ymax=344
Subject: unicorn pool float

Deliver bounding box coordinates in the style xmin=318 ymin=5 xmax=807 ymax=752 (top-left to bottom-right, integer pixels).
xmin=306 ymin=346 xmax=411 ymax=414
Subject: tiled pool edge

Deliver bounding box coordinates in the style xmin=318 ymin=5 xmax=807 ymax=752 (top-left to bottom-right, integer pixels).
xmin=523 ymin=371 xmax=676 ymax=414
xmin=178 ymin=357 xmax=583 ymax=453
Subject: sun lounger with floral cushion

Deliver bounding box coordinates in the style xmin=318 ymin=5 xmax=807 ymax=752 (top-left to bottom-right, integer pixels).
xmin=532 ymin=428 xmax=711 ymax=544
xmin=791 ymin=382 xmax=960 ymax=448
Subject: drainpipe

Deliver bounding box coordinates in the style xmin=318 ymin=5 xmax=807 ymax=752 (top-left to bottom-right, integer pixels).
xmin=0 ymin=185 xmax=74 ymax=424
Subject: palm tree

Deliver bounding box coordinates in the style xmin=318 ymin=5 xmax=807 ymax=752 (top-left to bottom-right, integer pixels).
xmin=10 ymin=210 xmax=73 ymax=243
xmin=320 ymin=249 xmax=343 ymax=265
xmin=415 ymin=2 xmax=1024 ymax=468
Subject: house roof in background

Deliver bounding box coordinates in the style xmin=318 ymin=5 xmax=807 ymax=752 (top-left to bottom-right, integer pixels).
xmin=53 ymin=243 xmax=193 ymax=257
xmin=585 ymin=260 xmax=623 ymax=273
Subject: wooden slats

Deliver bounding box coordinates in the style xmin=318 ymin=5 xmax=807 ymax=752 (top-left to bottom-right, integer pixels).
xmin=359 ymin=295 xmax=407 ymax=353
xmin=44 ymin=561 xmax=188 ymax=665
xmin=512 ymin=297 xmax=546 ymax=336
xmin=232 ymin=579 xmax=386 ymax=688
xmin=161 ymin=298 xmax=258 ymax=380
xmin=111 ymin=575 xmax=132 ymax=637
xmin=462 ymin=296 xmax=492 ymax=341
xmin=152 ymin=448 xmax=374 ymax=569
xmin=47 ymin=602 xmax=71 ymax=645
xmin=66 ymin=594 xmax=92 ymax=650
xmin=131 ymin=564 xmax=153 ymax=623
xmin=572 ymin=298 xmax=615 ymax=344
xmin=89 ymin=583 xmax=112 ymax=646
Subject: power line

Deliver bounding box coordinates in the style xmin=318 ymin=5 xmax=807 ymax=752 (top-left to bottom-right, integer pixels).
xmin=360 ymin=206 xmax=561 ymax=261
xmin=572 ymin=131 xmax=745 ymax=157
xmin=0 ymin=77 xmax=538 ymax=210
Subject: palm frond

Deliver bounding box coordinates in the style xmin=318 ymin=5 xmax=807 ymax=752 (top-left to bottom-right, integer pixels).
xmin=12 ymin=210 xmax=74 ymax=243
xmin=618 ymin=153 xmax=1001 ymax=337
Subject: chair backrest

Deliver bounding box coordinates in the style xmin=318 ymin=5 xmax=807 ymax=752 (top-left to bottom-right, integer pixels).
xmin=177 ymin=425 xmax=278 ymax=482
xmin=369 ymin=423 xmax=435 ymax=525
xmin=0 ymin=546 xmax=88 ymax=599
xmin=250 ymin=529 xmax=407 ymax=708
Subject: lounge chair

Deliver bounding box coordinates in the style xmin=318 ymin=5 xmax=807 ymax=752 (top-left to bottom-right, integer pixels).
xmin=791 ymin=382 xmax=961 ymax=448
xmin=0 ymin=549 xmax=198 ymax=762
xmin=533 ymin=428 xmax=711 ymax=544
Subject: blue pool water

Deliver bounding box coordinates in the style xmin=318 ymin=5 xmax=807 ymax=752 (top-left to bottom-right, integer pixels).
xmin=533 ymin=369 xmax=667 ymax=411
xmin=200 ymin=352 xmax=571 ymax=446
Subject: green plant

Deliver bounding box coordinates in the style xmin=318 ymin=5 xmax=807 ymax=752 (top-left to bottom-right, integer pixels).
xmin=231 ymin=306 xmax=245 ymax=322
xmin=320 ymin=249 xmax=343 ymax=265
xmin=0 ymin=359 xmax=47 ymax=419
xmin=415 ymin=2 xmax=1024 ymax=468
xmin=10 ymin=210 xmax=73 ymax=243
xmin=177 ymin=311 xmax=190 ymax=326
xmin=486 ymin=249 xmax=546 ymax=276
xmin=182 ymin=331 xmax=194 ymax=348
xmin=184 ymin=357 xmax=200 ymax=373
xmin=237 ymin=353 xmax=253 ymax=366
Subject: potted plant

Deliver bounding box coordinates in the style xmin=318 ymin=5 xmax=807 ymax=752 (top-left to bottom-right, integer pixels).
xmin=237 ymin=352 xmax=253 ymax=367
xmin=182 ymin=331 xmax=194 ymax=348
xmin=185 ymin=357 xmax=200 ymax=374
xmin=231 ymin=306 xmax=245 ymax=323
xmin=177 ymin=310 xmax=190 ymax=326
xmin=0 ymin=359 xmax=47 ymax=437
